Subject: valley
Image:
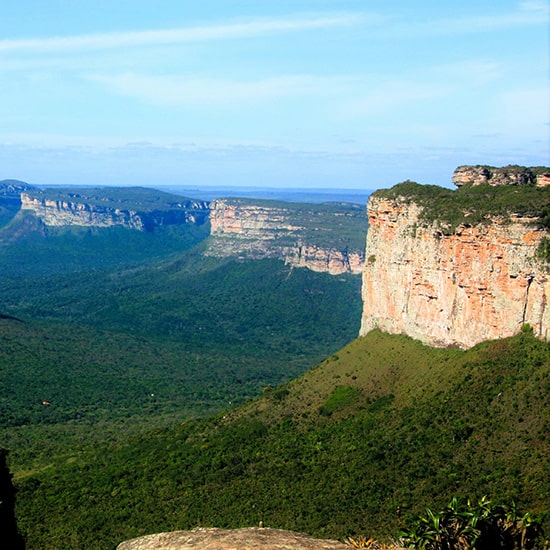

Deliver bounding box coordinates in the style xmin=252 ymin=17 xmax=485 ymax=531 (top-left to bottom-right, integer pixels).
xmin=0 ymin=169 xmax=548 ymax=549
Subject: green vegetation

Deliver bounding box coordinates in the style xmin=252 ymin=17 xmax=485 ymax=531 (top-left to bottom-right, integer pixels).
xmin=398 ymin=496 xmax=544 ymax=550
xmin=214 ymin=198 xmax=368 ymax=250
xmin=28 ymin=186 xmax=204 ymax=212
xmin=0 ymin=253 xmax=361 ymax=352
xmin=319 ymin=385 xmax=360 ymax=416
xmin=1 ymin=183 xmax=547 ymax=549
xmin=375 ymin=180 xmax=550 ymax=233
xmin=537 ymin=237 xmax=550 ymax=267
xmin=0 ymin=257 xmax=362 ymax=472
xmin=12 ymin=329 xmax=549 ymax=549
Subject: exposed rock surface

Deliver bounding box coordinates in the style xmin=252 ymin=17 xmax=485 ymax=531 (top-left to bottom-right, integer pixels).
xmin=116 ymin=527 xmax=352 ymax=550
xmin=360 ymin=194 xmax=549 ymax=349
xmin=20 ymin=192 xmax=209 ymax=231
xmin=206 ymin=199 xmax=365 ymax=274
xmin=452 ymin=165 xmax=549 ymax=187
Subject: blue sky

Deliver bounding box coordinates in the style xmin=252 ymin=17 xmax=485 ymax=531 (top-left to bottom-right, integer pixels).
xmin=0 ymin=1 xmax=548 ymax=190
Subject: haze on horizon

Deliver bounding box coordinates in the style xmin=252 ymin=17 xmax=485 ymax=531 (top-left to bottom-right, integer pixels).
xmin=0 ymin=0 xmax=548 ymax=191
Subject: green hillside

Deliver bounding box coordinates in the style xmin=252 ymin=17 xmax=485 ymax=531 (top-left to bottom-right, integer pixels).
xmin=212 ymin=198 xmax=368 ymax=250
xmin=0 ymin=212 xmax=211 ymax=276
xmin=13 ymin=328 xmax=550 ymax=549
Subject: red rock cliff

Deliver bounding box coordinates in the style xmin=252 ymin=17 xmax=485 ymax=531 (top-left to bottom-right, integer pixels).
xmin=360 ymin=190 xmax=549 ymax=349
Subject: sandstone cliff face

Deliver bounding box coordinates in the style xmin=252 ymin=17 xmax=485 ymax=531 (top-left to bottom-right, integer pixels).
xmin=206 ymin=199 xmax=365 ymax=275
xmin=20 ymin=193 xmax=209 ymax=231
xmin=452 ymin=165 xmax=550 ymax=187
xmin=360 ymin=195 xmax=549 ymax=348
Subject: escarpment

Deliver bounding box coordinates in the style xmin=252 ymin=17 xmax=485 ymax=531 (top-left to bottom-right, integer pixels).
xmin=360 ymin=170 xmax=550 ymax=348
xmin=20 ymin=188 xmax=209 ymax=231
xmin=205 ymin=198 xmax=366 ymax=274
xmin=452 ymin=164 xmax=550 ymax=187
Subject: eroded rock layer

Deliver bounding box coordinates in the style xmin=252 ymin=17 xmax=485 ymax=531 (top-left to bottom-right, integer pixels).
xmin=360 ymin=193 xmax=549 ymax=349
xmin=206 ymin=199 xmax=366 ymax=274
xmin=20 ymin=191 xmax=209 ymax=231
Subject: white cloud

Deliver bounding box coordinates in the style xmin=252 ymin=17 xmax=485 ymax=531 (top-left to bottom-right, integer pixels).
xmin=0 ymin=14 xmax=366 ymax=54
xmin=519 ymin=1 xmax=549 ymax=14
xmin=87 ymin=72 xmax=346 ymax=105
xmin=390 ymin=2 xmax=548 ymax=38
xmin=343 ymin=81 xmax=451 ymax=117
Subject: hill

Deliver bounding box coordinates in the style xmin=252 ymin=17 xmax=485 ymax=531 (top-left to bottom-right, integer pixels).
xmin=13 ymin=328 xmax=550 ymax=549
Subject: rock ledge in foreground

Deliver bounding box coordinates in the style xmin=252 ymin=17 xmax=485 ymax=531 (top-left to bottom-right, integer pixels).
xmin=116 ymin=527 xmax=351 ymax=549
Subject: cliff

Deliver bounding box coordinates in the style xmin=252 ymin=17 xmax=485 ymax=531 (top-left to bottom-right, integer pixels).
xmin=205 ymin=198 xmax=366 ymax=274
xmin=360 ymin=173 xmax=550 ymax=348
xmin=2 ymin=182 xmax=367 ymax=276
xmin=452 ymin=164 xmax=550 ymax=187
xmin=20 ymin=187 xmax=209 ymax=231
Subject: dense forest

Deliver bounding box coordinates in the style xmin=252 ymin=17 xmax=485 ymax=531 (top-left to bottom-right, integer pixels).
xmin=0 ymin=183 xmax=548 ymax=549
xmin=12 ymin=329 xmax=550 ymax=549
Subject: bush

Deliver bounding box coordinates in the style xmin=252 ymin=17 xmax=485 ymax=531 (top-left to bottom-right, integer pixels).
xmin=398 ymin=496 xmax=545 ymax=550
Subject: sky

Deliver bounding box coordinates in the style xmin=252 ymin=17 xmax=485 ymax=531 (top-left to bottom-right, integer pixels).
xmin=0 ymin=0 xmax=548 ymax=190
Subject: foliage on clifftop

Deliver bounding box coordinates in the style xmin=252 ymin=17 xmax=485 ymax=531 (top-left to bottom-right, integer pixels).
xmin=26 ymin=186 xmax=207 ymax=212
xmin=374 ymin=180 xmax=550 ymax=233
xmin=211 ymin=198 xmax=368 ymax=251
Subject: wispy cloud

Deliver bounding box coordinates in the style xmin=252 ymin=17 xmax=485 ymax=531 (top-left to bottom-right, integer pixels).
xmin=0 ymin=14 xmax=366 ymax=53
xmin=87 ymin=73 xmax=343 ymax=105
xmin=390 ymin=1 xmax=548 ymax=38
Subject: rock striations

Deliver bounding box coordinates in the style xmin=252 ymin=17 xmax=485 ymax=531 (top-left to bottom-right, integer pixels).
xmin=19 ymin=188 xmax=209 ymax=231
xmin=360 ymin=167 xmax=550 ymax=349
xmin=2 ymin=182 xmax=366 ymax=276
xmin=452 ymin=164 xmax=550 ymax=187
xmin=206 ymin=198 xmax=365 ymax=274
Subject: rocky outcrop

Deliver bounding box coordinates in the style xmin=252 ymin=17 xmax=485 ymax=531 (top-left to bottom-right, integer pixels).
xmin=116 ymin=527 xmax=354 ymax=549
xmin=452 ymin=165 xmax=549 ymax=187
xmin=206 ymin=199 xmax=365 ymax=275
xmin=20 ymin=192 xmax=209 ymax=231
xmin=360 ymin=184 xmax=549 ymax=349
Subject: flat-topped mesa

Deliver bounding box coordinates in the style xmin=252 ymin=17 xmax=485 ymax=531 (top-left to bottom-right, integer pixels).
xmin=20 ymin=188 xmax=209 ymax=231
xmin=360 ymin=172 xmax=550 ymax=348
xmin=206 ymin=198 xmax=366 ymax=275
xmin=452 ymin=164 xmax=550 ymax=187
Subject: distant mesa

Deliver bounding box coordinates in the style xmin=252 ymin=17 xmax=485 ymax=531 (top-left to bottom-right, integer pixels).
xmin=205 ymin=198 xmax=366 ymax=274
xmin=18 ymin=186 xmax=210 ymax=232
xmin=452 ymin=164 xmax=550 ymax=187
xmin=0 ymin=180 xmax=368 ymax=276
xmin=0 ymin=179 xmax=35 ymax=195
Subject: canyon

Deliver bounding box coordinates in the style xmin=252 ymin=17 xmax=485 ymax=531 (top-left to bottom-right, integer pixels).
xmin=6 ymin=186 xmax=366 ymax=276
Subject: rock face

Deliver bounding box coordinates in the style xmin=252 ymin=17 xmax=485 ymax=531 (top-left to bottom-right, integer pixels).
xmin=116 ymin=527 xmax=351 ymax=550
xmin=206 ymin=199 xmax=365 ymax=275
xmin=360 ymin=192 xmax=549 ymax=349
xmin=452 ymin=165 xmax=549 ymax=187
xmin=20 ymin=191 xmax=209 ymax=231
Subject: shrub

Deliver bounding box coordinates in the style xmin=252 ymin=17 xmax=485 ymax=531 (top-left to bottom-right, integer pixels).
xmin=398 ymin=496 xmax=545 ymax=550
